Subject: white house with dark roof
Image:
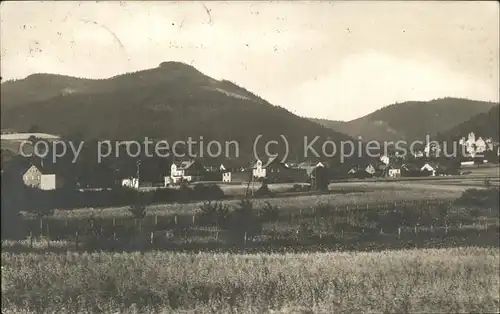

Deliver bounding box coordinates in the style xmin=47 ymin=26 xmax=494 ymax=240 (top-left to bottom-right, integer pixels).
xmin=20 ymin=162 xmax=64 ymax=190
xmin=365 ymin=164 xmax=376 ymax=175
xmin=166 ymin=159 xmax=204 ymax=185
xmin=251 ymin=159 xmax=267 ymax=179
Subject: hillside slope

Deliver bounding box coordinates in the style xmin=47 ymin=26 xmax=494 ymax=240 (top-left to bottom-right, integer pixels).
xmin=440 ymin=105 xmax=500 ymax=142
xmin=310 ymin=98 xmax=498 ymax=143
xmin=0 ymin=62 xmax=356 ymax=162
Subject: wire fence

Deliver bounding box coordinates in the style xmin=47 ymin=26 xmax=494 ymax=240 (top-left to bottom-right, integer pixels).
xmin=13 ymin=198 xmax=497 ymax=252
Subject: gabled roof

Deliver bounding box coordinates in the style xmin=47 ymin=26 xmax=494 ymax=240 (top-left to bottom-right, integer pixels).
xmin=401 ymin=163 xmax=419 ymax=171
xmin=262 ymin=156 xmax=280 ymax=168
xmin=297 ymin=161 xmax=317 ymax=168
xmin=348 ymin=165 xmax=361 ymax=173
xmin=348 ymin=168 xmax=358 ymax=174
xmin=421 ymin=161 xmax=440 ymax=169
xmin=250 ymin=159 xmax=262 ymax=169
xmin=298 ymin=160 xmax=326 ymax=168
xmin=285 ymin=162 xmax=299 ymax=168
xmin=12 ymin=161 xmax=51 ymax=176
xmin=365 ymin=164 xmax=376 ymax=174
xmin=173 ymin=159 xmax=198 ymax=170
xmin=251 ymin=156 xmax=290 ymax=169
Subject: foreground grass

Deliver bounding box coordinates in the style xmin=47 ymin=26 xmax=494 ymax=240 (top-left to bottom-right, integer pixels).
xmin=2 ymin=247 xmax=499 ymax=313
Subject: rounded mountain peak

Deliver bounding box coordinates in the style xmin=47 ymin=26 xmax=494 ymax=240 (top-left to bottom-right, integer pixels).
xmin=158 ymin=61 xmax=197 ymax=71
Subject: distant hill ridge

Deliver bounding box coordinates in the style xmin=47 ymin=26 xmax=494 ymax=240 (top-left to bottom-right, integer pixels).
xmin=310 ymin=98 xmax=499 ymax=143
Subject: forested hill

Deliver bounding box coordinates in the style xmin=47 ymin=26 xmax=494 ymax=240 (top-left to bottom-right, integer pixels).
xmin=310 ymin=98 xmax=498 ymax=143
xmin=439 ymin=104 xmax=500 ymax=142
xmin=1 ymin=61 xmax=359 ymax=163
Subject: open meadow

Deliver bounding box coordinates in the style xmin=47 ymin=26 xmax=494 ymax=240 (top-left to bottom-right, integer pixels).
xmin=2 ymin=247 xmax=498 ymax=313
xmin=4 ymin=171 xmax=499 ymax=313
xmin=35 ymin=179 xmax=478 ymax=219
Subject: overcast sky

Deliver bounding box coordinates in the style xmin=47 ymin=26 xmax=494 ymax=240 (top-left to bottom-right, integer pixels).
xmin=1 ymin=1 xmax=499 ymax=121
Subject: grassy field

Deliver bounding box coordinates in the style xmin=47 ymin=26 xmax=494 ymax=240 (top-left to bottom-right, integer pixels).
xmin=2 ymin=247 xmax=498 ymax=313
xmin=38 ymin=181 xmax=469 ymax=219
xmin=3 ymin=174 xmax=499 ymax=313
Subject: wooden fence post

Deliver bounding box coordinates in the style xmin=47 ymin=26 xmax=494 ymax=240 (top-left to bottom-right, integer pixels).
xmin=174 ymin=215 xmax=178 ymax=225
xmin=244 ymin=231 xmax=247 ymax=245
xmin=150 ymin=232 xmax=154 ymax=244
xmin=112 ymin=218 xmax=116 ymax=227
xmin=75 ymin=231 xmax=79 ymax=250
xmin=215 ymin=229 xmax=219 ymax=241
xmin=192 ymin=214 xmax=196 ymax=224
xmin=380 ymin=228 xmax=383 ymax=235
xmin=154 ymin=214 xmax=158 ymax=226
xmin=414 ymin=225 xmax=418 ymax=235
xmin=398 ymin=227 xmax=401 ymax=238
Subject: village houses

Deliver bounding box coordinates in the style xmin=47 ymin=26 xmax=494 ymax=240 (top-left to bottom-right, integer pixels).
xmin=252 ymin=157 xmax=323 ymax=184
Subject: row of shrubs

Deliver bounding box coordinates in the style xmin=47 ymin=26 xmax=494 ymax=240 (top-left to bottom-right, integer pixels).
xmin=4 ymin=183 xmax=230 ymax=213
xmin=7 ymin=181 xmax=284 ymax=215
xmin=454 ymin=188 xmax=499 ymax=208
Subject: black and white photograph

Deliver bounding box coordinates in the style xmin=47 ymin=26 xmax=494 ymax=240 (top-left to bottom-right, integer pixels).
xmin=1 ymin=1 xmax=499 ymax=313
